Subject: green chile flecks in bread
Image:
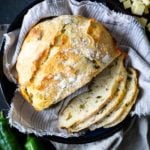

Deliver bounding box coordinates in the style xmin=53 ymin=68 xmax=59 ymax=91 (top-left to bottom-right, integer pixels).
xmin=59 ymin=55 xmax=125 ymax=129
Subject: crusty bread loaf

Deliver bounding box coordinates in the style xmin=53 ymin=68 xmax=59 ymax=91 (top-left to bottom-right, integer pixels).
xmin=90 ymin=68 xmax=138 ymax=130
xmin=69 ymin=55 xmax=127 ymax=132
xmin=59 ymin=55 xmax=125 ymax=129
xmin=16 ymin=15 xmax=120 ymax=111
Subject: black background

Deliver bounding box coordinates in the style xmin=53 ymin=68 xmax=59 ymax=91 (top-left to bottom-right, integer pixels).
xmin=0 ymin=0 xmax=34 ymax=24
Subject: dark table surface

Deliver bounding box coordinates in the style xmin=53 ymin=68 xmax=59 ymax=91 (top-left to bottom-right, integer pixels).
xmin=0 ymin=0 xmax=35 ymax=24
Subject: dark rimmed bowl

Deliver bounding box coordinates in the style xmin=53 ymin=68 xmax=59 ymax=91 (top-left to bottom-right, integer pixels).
xmin=0 ymin=0 xmax=135 ymax=144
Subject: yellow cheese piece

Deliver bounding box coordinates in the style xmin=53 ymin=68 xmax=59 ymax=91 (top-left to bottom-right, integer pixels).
xmin=123 ymin=0 xmax=132 ymax=9
xmin=131 ymin=1 xmax=145 ymax=15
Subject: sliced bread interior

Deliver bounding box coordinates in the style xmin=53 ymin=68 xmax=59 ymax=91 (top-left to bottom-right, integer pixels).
xmin=90 ymin=68 xmax=138 ymax=130
xmin=69 ymin=57 xmax=127 ymax=132
xmin=59 ymin=54 xmax=124 ymax=129
xmin=104 ymin=69 xmax=138 ymax=128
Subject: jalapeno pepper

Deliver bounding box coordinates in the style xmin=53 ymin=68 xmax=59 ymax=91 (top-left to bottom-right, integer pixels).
xmin=25 ymin=135 xmax=44 ymax=150
xmin=0 ymin=111 xmax=21 ymax=150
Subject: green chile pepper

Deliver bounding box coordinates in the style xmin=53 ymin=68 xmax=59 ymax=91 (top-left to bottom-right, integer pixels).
xmin=25 ymin=135 xmax=44 ymax=150
xmin=0 ymin=111 xmax=21 ymax=150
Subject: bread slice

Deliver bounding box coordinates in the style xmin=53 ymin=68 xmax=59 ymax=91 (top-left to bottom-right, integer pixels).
xmin=59 ymin=54 xmax=125 ymax=129
xmin=105 ymin=89 xmax=139 ymax=128
xmin=69 ymin=59 xmax=127 ymax=132
xmin=90 ymin=68 xmax=138 ymax=130
xmin=16 ymin=15 xmax=120 ymax=111
xmin=104 ymin=69 xmax=138 ymax=128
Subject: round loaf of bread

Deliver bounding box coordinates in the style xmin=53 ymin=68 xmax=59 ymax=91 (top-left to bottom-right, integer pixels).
xmin=16 ymin=15 xmax=120 ymax=111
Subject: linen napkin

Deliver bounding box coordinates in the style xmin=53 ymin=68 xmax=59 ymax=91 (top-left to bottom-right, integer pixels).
xmin=2 ymin=0 xmax=150 ymax=148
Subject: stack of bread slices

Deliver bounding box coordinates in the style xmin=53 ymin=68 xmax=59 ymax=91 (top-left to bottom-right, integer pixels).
xmin=59 ymin=53 xmax=139 ymax=132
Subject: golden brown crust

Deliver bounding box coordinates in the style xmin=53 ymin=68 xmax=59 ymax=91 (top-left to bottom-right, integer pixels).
xmin=16 ymin=15 xmax=121 ymax=111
